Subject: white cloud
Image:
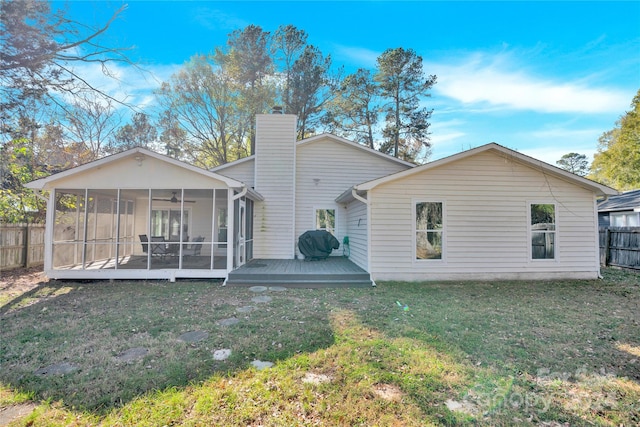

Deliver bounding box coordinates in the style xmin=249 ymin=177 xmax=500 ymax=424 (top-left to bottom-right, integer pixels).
xmin=68 ymin=61 xmax=181 ymax=110
xmin=427 ymin=52 xmax=630 ymax=114
xmin=192 ymin=7 xmax=248 ymax=31
xmin=333 ymin=45 xmax=379 ymax=68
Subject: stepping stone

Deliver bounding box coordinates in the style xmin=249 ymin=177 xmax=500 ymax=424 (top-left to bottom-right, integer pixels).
xmin=213 ymin=349 xmax=232 ymax=361
xmin=251 ymin=295 xmax=272 ymax=304
xmin=115 ymin=347 xmax=148 ymax=362
xmin=178 ymin=330 xmax=209 ymax=343
xmin=302 ymin=372 xmax=332 ymax=384
xmin=236 ymin=305 xmax=256 ymax=313
xmin=248 ymin=286 xmax=268 ymax=293
xmin=268 ymin=286 xmax=287 ymax=292
xmin=251 ymin=360 xmax=274 ymax=370
xmin=217 ymin=317 xmax=240 ymax=327
xmin=34 ymin=362 xmax=77 ymax=376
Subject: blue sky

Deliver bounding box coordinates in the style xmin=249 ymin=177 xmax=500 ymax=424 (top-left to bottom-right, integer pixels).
xmin=54 ymin=1 xmax=640 ymax=165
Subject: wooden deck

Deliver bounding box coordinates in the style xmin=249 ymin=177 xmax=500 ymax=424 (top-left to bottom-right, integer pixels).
xmin=226 ymin=257 xmax=373 ymax=288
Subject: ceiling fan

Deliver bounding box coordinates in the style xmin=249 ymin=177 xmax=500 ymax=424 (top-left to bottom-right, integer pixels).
xmin=152 ymin=192 xmax=196 ymax=203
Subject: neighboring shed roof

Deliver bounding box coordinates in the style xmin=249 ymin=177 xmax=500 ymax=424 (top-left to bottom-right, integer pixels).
xmin=352 ymin=143 xmax=619 ymax=198
xmin=598 ymin=189 xmax=640 ymax=212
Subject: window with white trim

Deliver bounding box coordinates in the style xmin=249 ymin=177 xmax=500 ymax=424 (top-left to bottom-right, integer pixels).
xmin=315 ymin=208 xmax=335 ymax=234
xmin=415 ymin=201 xmax=443 ymax=260
xmin=530 ymin=203 xmax=556 ymax=259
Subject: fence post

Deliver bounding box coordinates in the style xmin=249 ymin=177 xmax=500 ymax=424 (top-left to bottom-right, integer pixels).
xmin=604 ymin=228 xmax=611 ymax=267
xmin=22 ymin=223 xmax=29 ymax=268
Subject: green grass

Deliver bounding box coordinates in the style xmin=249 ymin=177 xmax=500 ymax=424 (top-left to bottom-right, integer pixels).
xmin=0 ymin=268 xmax=638 ymax=426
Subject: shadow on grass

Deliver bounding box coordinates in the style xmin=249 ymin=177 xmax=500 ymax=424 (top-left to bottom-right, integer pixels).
xmin=0 ymin=279 xmax=338 ymax=414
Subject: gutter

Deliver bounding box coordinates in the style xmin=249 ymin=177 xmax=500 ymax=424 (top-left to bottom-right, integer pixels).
xmin=231 ymin=186 xmax=248 ymax=200
xmin=351 ymin=188 xmax=368 ymax=205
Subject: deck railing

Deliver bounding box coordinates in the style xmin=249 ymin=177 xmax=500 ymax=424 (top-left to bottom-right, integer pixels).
xmin=0 ymin=223 xmax=45 ymax=271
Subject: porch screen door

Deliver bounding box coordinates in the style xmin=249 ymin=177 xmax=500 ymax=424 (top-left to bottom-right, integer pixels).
xmin=235 ymin=198 xmax=246 ymax=267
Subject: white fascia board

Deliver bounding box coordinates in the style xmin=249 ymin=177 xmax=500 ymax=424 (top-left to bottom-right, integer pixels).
xmin=355 ymin=143 xmax=619 ymax=197
xmin=25 ymin=147 xmax=245 ymax=190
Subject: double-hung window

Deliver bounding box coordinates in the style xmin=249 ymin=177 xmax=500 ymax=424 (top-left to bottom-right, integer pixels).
xmin=415 ymin=201 xmax=443 ymax=260
xmin=530 ymin=203 xmax=556 ymax=260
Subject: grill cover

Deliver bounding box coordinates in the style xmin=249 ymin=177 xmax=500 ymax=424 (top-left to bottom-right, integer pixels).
xmin=298 ymin=230 xmax=340 ymax=260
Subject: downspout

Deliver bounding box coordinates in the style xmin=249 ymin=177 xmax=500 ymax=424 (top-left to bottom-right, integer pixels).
xmin=596 ymin=193 xmax=609 ymax=279
xmin=351 ymin=188 xmax=376 ymax=287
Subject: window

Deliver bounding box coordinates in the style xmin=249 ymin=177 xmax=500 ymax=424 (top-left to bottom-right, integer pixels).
xmin=415 ymin=202 xmax=443 ymax=260
xmin=530 ymin=203 xmax=555 ymax=259
xmin=151 ymin=209 xmax=189 ymax=241
xmin=611 ymin=212 xmax=640 ymax=227
xmin=315 ymin=208 xmax=335 ymax=234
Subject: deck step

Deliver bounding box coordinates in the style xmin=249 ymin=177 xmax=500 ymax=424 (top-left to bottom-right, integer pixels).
xmin=226 ymin=279 xmax=374 ymax=288
xmin=226 ymin=258 xmax=373 ymax=289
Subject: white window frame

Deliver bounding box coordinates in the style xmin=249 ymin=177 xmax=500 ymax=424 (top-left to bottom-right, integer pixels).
xmin=314 ymin=206 xmax=336 ymax=235
xmin=528 ymin=202 xmax=558 ymax=262
xmin=412 ymin=199 xmax=445 ymax=262
xmin=150 ymin=206 xmax=192 ymax=242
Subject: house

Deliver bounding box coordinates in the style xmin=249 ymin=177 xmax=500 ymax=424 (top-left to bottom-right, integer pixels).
xmin=26 ymin=113 xmax=618 ymax=283
xmin=597 ymin=189 xmax=640 ymax=227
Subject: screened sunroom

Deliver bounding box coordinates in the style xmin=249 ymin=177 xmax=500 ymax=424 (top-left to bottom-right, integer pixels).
xmin=26 ymin=148 xmax=259 ymax=281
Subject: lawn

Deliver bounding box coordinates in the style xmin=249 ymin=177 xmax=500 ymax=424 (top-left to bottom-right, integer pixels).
xmin=0 ymin=267 xmax=638 ymax=426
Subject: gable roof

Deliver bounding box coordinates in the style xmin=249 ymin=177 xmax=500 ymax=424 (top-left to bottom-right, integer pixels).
xmin=598 ymin=188 xmax=640 ymax=212
xmin=298 ymin=133 xmax=416 ymax=168
xmin=210 ymin=154 xmax=255 ymax=173
xmin=211 ymin=133 xmax=416 ymax=173
xmin=25 ymin=147 xmax=262 ymax=199
xmin=353 ymin=143 xmax=619 ymax=197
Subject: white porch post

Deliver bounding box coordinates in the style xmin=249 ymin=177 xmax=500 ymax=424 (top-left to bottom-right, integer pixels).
xmin=226 ymin=189 xmax=234 ymax=273
xmin=44 ymin=190 xmax=55 ymax=273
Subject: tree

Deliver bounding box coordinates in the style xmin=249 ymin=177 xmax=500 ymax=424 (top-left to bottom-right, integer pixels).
xmin=156 ymin=55 xmax=244 ymax=168
xmin=288 ymin=45 xmax=334 ymax=139
xmin=112 ymin=112 xmax=158 ymax=152
xmin=323 ymin=68 xmax=380 ymax=149
xmin=64 ymin=94 xmax=121 ymax=161
xmin=158 ymin=109 xmax=186 ymax=159
xmin=273 ymin=25 xmax=308 ymax=113
xmin=590 ymin=89 xmax=640 ymax=190
xmin=0 ymin=0 xmax=130 ymax=124
xmin=375 ymin=47 xmax=436 ymax=161
xmin=0 ymin=138 xmax=48 ymax=222
xmin=556 ymin=153 xmax=589 ymax=176
xmin=216 ymin=25 xmax=276 ymax=154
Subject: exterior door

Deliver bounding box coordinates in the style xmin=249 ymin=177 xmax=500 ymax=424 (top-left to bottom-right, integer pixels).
xmin=235 ymin=198 xmax=246 ymax=267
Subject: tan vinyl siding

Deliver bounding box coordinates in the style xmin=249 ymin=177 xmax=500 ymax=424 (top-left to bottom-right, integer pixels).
xmin=50 ymin=156 xmax=230 ymax=189
xmin=253 ymin=115 xmax=297 ymax=259
xmin=295 ymin=136 xmax=410 ymax=258
xmin=214 ymin=158 xmax=255 ymax=188
xmin=369 ymin=150 xmax=599 ymax=280
xmin=345 ymin=199 xmax=368 ymax=270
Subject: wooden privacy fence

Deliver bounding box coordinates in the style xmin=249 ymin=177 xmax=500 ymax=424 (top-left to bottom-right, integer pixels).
xmin=0 ymin=223 xmax=45 ymax=271
xmin=599 ymin=227 xmax=640 ymax=270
